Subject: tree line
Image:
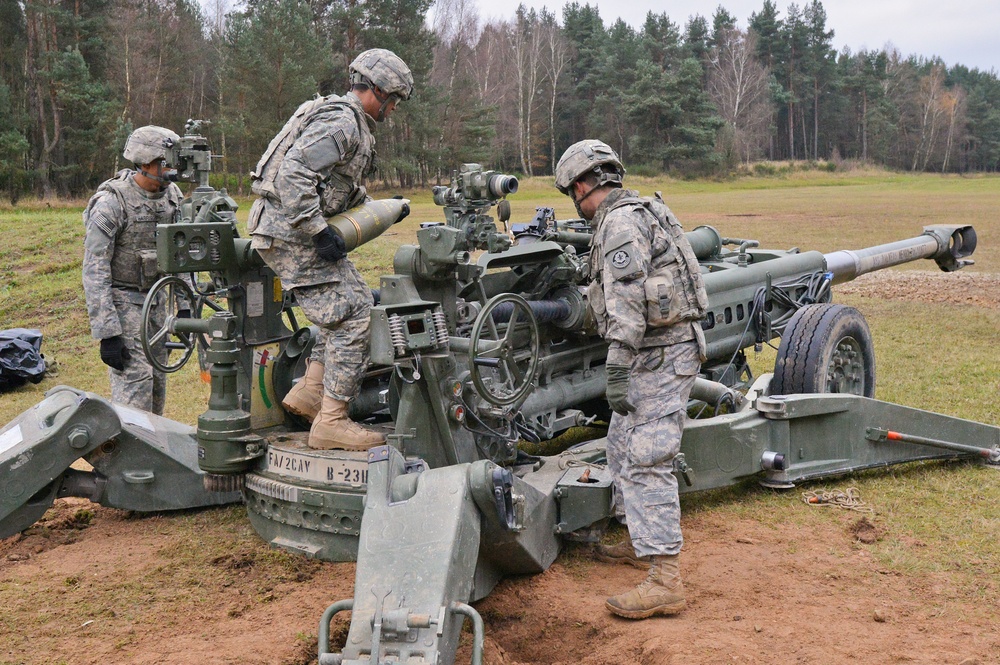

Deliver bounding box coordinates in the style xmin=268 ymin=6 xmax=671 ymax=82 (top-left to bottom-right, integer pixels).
xmin=1 ymin=0 xmax=999 ymax=201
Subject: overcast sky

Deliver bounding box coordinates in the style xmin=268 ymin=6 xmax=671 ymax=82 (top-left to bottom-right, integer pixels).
xmin=463 ymin=0 xmax=999 ymax=72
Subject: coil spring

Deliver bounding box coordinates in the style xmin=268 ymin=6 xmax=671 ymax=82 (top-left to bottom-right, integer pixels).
xmin=388 ymin=314 xmax=407 ymax=357
xmin=209 ymin=229 xmax=221 ymax=263
xmin=432 ymin=309 xmax=449 ymax=348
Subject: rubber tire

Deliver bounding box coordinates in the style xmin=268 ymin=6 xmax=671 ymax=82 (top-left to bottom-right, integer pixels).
xmin=771 ymin=304 xmax=876 ymax=398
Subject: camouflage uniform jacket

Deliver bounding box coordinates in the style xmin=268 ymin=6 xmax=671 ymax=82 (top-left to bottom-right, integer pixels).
xmin=82 ymin=171 xmax=182 ymax=339
xmin=249 ymin=93 xmax=376 ymax=288
xmin=588 ymin=188 xmax=707 ymax=366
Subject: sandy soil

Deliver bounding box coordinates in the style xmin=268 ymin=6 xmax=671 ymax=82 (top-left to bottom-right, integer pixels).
xmin=2 ymin=270 xmax=997 ymax=665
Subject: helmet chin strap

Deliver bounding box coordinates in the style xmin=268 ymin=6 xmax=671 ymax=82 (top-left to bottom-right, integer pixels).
xmin=138 ymin=165 xmax=177 ymax=191
xmin=373 ymin=87 xmax=398 ymax=121
xmin=571 ymin=183 xmax=603 ymax=219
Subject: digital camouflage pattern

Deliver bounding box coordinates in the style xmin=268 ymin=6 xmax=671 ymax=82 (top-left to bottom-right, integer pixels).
xmin=606 ymin=191 xmax=708 ymax=332
xmin=107 ymin=290 xmax=168 ymax=414
xmin=249 ymin=93 xmax=375 ymax=289
xmin=257 ymin=238 xmax=373 ymax=401
xmin=82 ymin=172 xmax=181 ymax=413
xmin=349 ymin=48 xmax=414 ymax=100
xmin=122 ymin=125 xmax=180 ymax=166
xmin=588 ymin=188 xmax=705 ymax=366
xmin=249 ymin=93 xmax=379 ymax=402
xmin=553 ymin=139 xmax=624 ymax=194
xmin=587 ymin=187 xmax=706 ymax=558
xmin=606 ymin=341 xmax=700 ymax=557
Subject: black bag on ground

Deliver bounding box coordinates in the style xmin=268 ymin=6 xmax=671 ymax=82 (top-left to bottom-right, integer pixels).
xmin=0 ymin=328 xmax=47 ymax=393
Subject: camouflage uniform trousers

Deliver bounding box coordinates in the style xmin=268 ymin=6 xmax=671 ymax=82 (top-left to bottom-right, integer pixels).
xmin=606 ymin=339 xmax=700 ymax=558
xmin=108 ymin=289 xmax=168 ymax=414
xmin=257 ymin=237 xmax=373 ymax=402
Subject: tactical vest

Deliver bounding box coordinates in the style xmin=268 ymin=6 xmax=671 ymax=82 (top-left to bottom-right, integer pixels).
xmin=250 ymin=94 xmax=375 ymax=205
xmin=84 ymin=170 xmax=181 ymax=290
xmin=594 ymin=192 xmax=708 ymax=347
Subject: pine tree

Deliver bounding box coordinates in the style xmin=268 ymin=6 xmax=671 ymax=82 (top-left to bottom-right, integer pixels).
xmin=0 ymin=1 xmax=30 ymax=202
xmin=749 ymin=0 xmax=786 ymax=158
xmin=803 ymin=0 xmax=835 ymax=159
xmin=221 ymin=0 xmax=335 ymax=185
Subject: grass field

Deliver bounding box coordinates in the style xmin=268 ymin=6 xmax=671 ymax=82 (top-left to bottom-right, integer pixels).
xmin=2 ymin=169 xmax=997 ymax=423
xmin=1 ymin=168 xmax=999 ymax=604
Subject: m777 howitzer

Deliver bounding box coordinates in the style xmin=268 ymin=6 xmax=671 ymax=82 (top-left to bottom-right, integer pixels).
xmin=300 ymin=174 xmax=996 ymax=665
xmin=0 ymin=160 xmax=996 ymax=664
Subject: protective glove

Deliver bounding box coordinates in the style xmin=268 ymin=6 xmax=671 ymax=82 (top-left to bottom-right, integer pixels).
xmin=605 ymin=364 xmax=636 ymax=416
xmin=312 ymin=226 xmax=347 ymax=263
xmin=99 ymin=336 xmax=131 ymax=372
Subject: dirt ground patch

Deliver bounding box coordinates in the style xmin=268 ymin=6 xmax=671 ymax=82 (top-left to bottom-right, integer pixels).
xmin=838 ymin=270 xmax=1000 ymax=310
xmin=2 ymin=498 xmax=997 ymax=665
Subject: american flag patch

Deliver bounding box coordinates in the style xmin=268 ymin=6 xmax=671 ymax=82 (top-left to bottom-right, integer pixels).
xmin=91 ymin=211 xmax=116 ymax=237
xmin=333 ymin=128 xmax=349 ymax=159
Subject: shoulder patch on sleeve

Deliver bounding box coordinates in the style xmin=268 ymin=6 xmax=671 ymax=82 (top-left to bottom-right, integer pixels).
xmin=85 ymin=193 xmax=121 ymax=237
xmin=300 ymin=135 xmax=344 ymax=172
xmin=605 ymin=234 xmax=644 ymax=281
xmin=333 ymin=128 xmax=349 ymax=158
xmin=298 ymin=115 xmax=359 ymax=172
xmin=90 ymin=211 xmax=116 ymax=238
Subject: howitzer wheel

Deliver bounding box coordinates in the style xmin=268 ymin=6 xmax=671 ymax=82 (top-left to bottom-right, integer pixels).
xmin=469 ymin=294 xmax=541 ymax=407
xmin=771 ymin=304 xmax=875 ymax=398
xmin=140 ymin=275 xmax=197 ymax=374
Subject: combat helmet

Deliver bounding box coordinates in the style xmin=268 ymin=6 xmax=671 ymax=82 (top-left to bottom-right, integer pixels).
xmin=123 ymin=126 xmax=180 ymax=167
xmin=349 ymin=48 xmax=414 ymax=101
xmin=554 ymin=140 xmax=625 ymax=194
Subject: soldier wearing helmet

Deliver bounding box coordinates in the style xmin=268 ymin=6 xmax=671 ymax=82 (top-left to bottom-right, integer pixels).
xmin=349 ymin=47 xmax=414 ymax=121
xmin=555 ymin=140 xmax=708 ymax=620
xmin=82 ymin=125 xmax=185 ymax=414
xmin=248 ymin=48 xmax=413 ymax=451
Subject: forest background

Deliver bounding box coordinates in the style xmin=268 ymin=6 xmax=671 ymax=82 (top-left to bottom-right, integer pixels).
xmin=2 ymin=0 xmax=999 ymax=202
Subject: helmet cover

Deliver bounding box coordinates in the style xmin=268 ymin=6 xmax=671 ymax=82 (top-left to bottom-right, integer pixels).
xmin=554 ymin=139 xmax=625 ymax=194
xmin=123 ymin=126 xmax=181 ymax=167
xmin=349 ymin=48 xmax=414 ymax=101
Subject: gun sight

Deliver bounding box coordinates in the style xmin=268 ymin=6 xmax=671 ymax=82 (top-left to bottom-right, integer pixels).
xmin=433 ymin=164 xmax=518 ymax=207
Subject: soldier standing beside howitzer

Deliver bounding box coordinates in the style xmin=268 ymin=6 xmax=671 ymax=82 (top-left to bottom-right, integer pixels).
xmin=248 ymin=48 xmax=413 ymax=450
xmin=82 ymin=126 xmax=189 ymax=414
xmin=554 ymin=140 xmax=709 ymax=619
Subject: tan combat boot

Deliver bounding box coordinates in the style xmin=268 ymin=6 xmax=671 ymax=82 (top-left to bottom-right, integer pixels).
xmin=605 ymin=554 xmax=686 ymax=619
xmin=282 ymin=360 xmax=325 ymax=423
xmin=308 ymin=395 xmax=386 ymax=451
xmin=594 ymin=541 xmax=652 ymax=570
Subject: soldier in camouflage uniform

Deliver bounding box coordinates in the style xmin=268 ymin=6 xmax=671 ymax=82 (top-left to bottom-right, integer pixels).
xmin=82 ymin=126 xmax=185 ymax=414
xmin=555 ymin=140 xmax=709 ymax=619
xmin=248 ymin=48 xmax=413 ymax=450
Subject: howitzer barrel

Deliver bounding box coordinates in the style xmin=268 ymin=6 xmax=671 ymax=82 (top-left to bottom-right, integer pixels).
xmin=824 ymin=225 xmax=976 ymax=285
xmin=326 ymin=198 xmax=411 ymax=251
xmin=542 ymin=225 xmax=723 ymax=261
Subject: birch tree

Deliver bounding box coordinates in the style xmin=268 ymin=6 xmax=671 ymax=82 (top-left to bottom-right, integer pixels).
xmin=540 ymin=10 xmax=567 ymax=170
xmin=507 ymin=6 xmax=544 ymax=175
xmin=707 ymin=28 xmax=774 ymax=164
